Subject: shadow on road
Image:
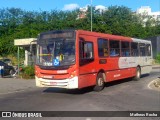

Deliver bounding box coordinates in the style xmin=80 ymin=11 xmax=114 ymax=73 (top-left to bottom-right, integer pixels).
xmin=140 ymin=73 xmax=150 ymax=78
xmin=43 ymin=74 xmax=152 ymax=94
xmin=1 ymin=75 xmax=13 ymax=78
xmin=43 ymin=86 xmax=93 ymax=95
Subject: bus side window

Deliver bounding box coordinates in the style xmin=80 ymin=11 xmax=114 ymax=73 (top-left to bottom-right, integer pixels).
xmin=139 ymin=43 xmax=146 ymax=56
xmin=98 ymin=38 xmax=108 ymax=57
xmin=84 ymin=42 xmax=93 ymax=58
xmin=131 ymin=42 xmax=139 ymax=56
xmin=121 ymin=41 xmax=130 ymax=57
xmin=79 ymin=39 xmax=94 ymax=66
xmin=109 ymin=40 xmax=120 ymax=57
xmin=79 ymin=39 xmax=94 ymax=59
xmin=146 ymin=44 xmax=151 ymax=56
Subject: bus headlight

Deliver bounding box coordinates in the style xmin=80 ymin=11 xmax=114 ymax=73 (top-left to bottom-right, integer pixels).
xmin=70 ymin=71 xmax=76 ymax=79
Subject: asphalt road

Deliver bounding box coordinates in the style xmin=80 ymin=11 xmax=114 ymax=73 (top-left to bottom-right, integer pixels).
xmin=0 ymin=68 xmax=159 ymax=120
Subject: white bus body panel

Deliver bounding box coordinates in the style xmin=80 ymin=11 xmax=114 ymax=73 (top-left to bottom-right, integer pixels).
xmin=132 ymin=38 xmax=152 ymax=74
xmin=35 ymin=76 xmax=78 ymax=89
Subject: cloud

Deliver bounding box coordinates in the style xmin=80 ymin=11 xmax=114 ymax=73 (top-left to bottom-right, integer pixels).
xmin=95 ymin=5 xmax=107 ymax=11
xmin=63 ymin=4 xmax=79 ymax=11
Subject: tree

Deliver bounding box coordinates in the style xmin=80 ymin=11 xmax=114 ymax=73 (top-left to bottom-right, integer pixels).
xmin=0 ymin=6 xmax=160 ymax=57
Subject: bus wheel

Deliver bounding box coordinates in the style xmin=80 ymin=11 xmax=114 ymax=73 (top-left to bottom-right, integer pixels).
xmin=133 ymin=67 xmax=141 ymax=81
xmin=93 ymin=73 xmax=105 ymax=92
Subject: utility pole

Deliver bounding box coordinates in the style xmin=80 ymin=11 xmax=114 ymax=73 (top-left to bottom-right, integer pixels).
xmin=91 ymin=0 xmax=93 ymax=32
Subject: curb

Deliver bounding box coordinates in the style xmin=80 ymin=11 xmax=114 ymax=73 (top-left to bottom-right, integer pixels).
xmin=152 ymin=65 xmax=160 ymax=69
xmin=148 ymin=78 xmax=160 ymax=91
xmin=152 ymin=67 xmax=160 ymax=69
xmin=154 ymin=79 xmax=160 ymax=88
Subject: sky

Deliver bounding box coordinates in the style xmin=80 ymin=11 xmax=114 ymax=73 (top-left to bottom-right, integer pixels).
xmin=0 ymin=0 xmax=160 ymax=12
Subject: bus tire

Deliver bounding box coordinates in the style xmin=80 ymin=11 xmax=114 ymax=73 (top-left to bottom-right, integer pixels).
xmin=93 ymin=73 xmax=105 ymax=92
xmin=133 ymin=67 xmax=141 ymax=81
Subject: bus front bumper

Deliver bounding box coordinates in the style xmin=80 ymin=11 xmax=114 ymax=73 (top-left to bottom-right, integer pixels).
xmin=35 ymin=76 xmax=78 ymax=89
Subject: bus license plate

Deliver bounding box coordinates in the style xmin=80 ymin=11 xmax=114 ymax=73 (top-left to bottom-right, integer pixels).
xmin=50 ymin=82 xmax=57 ymax=85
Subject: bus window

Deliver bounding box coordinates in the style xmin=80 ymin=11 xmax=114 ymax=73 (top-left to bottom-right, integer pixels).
xmin=109 ymin=40 xmax=120 ymax=57
xmin=131 ymin=42 xmax=139 ymax=56
xmin=79 ymin=40 xmax=94 ymax=59
xmin=139 ymin=43 xmax=146 ymax=56
xmin=79 ymin=40 xmax=94 ymax=66
xmin=146 ymin=44 xmax=151 ymax=56
xmin=98 ymin=38 xmax=108 ymax=57
xmin=121 ymin=41 xmax=130 ymax=57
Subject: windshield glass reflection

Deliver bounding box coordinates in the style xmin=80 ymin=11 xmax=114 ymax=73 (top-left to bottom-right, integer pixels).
xmin=37 ymin=38 xmax=75 ymax=67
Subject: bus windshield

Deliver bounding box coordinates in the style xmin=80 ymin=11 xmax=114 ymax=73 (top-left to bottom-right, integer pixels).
xmin=36 ymin=38 xmax=75 ymax=67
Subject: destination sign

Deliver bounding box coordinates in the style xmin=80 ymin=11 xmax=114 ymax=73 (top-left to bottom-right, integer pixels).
xmin=41 ymin=31 xmax=74 ymax=39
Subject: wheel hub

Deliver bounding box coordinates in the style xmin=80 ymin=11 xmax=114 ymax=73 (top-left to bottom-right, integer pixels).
xmin=98 ymin=78 xmax=104 ymax=86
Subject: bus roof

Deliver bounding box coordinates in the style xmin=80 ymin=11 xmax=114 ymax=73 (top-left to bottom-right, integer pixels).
xmin=39 ymin=29 xmax=151 ymax=44
xmin=77 ymin=30 xmax=132 ymax=42
xmin=132 ymin=38 xmax=151 ymax=44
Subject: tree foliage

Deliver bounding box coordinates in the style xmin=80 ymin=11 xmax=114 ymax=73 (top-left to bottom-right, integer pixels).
xmin=0 ymin=6 xmax=160 ymax=56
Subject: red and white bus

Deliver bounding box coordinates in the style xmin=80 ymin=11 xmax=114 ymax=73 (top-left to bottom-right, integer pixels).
xmin=35 ymin=30 xmax=152 ymax=91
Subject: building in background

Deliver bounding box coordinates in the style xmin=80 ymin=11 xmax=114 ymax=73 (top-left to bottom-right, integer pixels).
xmin=136 ymin=6 xmax=160 ymax=26
xmin=77 ymin=5 xmax=107 ymax=19
xmin=77 ymin=6 xmax=88 ymax=19
xmin=77 ymin=5 xmax=160 ymax=21
xmin=136 ymin=6 xmax=160 ymax=20
xmin=95 ymin=5 xmax=108 ymax=13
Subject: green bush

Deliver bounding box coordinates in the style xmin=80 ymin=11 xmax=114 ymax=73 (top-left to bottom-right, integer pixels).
xmin=21 ymin=66 xmax=35 ymax=79
xmin=155 ymin=53 xmax=160 ymax=64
